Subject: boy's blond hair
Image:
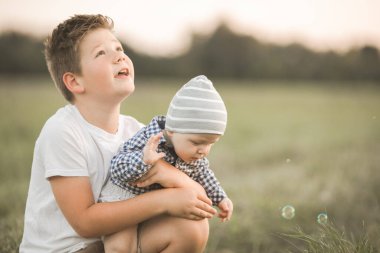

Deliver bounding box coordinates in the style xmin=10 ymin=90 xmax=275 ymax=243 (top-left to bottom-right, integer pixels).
xmin=44 ymin=14 xmax=114 ymax=102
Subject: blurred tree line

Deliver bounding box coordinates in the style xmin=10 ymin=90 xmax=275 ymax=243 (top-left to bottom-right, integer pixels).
xmin=1 ymin=23 xmax=379 ymax=82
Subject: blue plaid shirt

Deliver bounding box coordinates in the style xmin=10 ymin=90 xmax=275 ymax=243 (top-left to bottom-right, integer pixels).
xmin=110 ymin=116 xmax=227 ymax=205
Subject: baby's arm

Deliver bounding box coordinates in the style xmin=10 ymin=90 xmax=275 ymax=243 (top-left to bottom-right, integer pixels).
xmin=142 ymin=132 xmax=166 ymax=165
xmin=110 ymin=133 xmax=164 ymax=184
xmin=195 ymin=160 xmax=227 ymax=205
xmin=194 ymin=160 xmax=233 ymax=221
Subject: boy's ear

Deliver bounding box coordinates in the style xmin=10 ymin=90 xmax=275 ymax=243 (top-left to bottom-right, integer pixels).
xmin=62 ymin=72 xmax=85 ymax=94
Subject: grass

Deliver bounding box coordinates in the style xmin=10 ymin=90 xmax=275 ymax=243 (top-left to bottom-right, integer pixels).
xmin=0 ymin=76 xmax=380 ymax=252
xmin=281 ymin=222 xmax=378 ymax=253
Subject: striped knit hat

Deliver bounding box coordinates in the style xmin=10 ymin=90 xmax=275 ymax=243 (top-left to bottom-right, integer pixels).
xmin=165 ymin=75 xmax=227 ymax=135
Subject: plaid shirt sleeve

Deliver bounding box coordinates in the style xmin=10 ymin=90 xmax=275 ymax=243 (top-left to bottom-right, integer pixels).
xmin=194 ymin=158 xmax=227 ymax=206
xmin=110 ymin=117 xmax=165 ymax=189
xmin=110 ymin=127 xmax=152 ymax=184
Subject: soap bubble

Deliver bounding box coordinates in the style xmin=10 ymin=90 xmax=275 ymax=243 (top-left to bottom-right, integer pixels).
xmin=281 ymin=205 xmax=295 ymax=219
xmin=372 ymin=116 xmax=377 ymax=120
xmin=317 ymin=212 xmax=328 ymax=224
xmin=286 ymin=158 xmax=291 ymax=163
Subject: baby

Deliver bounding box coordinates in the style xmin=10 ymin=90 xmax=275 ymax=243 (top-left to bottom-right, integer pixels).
xmin=100 ymin=75 xmax=233 ymax=252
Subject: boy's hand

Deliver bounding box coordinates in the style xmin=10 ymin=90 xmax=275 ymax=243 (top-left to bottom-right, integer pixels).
xmin=217 ymin=198 xmax=233 ymax=222
xmin=163 ymin=188 xmax=217 ymax=220
xmin=133 ymin=159 xmax=217 ymax=220
xmin=142 ymin=132 xmax=166 ymax=165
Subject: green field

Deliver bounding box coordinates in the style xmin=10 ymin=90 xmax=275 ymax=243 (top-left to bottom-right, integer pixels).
xmin=1 ymin=76 xmax=380 ymax=252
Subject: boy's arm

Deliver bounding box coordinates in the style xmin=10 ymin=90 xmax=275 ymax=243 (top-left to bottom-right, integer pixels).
xmin=133 ymin=159 xmax=206 ymax=194
xmin=50 ymin=172 xmax=216 ymax=238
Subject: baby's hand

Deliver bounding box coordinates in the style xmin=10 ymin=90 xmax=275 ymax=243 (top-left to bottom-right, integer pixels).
xmin=142 ymin=132 xmax=166 ymax=165
xmin=217 ymin=198 xmax=233 ymax=222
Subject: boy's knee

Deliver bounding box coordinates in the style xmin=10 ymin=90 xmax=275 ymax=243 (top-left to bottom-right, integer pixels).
xmin=175 ymin=218 xmax=210 ymax=249
xmin=104 ymin=227 xmax=137 ymax=253
xmin=189 ymin=219 xmax=209 ymax=242
xmin=140 ymin=216 xmax=210 ymax=252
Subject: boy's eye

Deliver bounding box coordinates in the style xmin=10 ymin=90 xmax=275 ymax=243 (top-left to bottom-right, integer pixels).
xmin=95 ymin=50 xmax=105 ymax=57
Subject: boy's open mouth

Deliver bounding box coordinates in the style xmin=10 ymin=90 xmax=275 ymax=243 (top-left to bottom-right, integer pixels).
xmin=116 ymin=68 xmax=129 ymax=77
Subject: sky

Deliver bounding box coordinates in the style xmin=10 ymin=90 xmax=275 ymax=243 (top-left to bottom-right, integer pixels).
xmin=1 ymin=0 xmax=379 ymax=56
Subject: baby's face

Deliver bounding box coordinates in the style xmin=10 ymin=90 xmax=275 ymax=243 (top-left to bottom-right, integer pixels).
xmin=167 ymin=132 xmax=221 ymax=163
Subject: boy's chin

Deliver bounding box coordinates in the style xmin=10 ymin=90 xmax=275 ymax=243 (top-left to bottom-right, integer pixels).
xmin=119 ymin=84 xmax=135 ymax=96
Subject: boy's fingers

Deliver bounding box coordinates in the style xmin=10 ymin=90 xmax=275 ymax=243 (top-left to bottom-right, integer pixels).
xmin=188 ymin=214 xmax=204 ymax=221
xmin=197 ymin=210 xmax=213 ymax=219
xmin=191 ymin=207 xmax=215 ymax=219
xmin=196 ymin=201 xmax=217 ymax=216
xmin=135 ymin=170 xmax=155 ymax=185
xmin=136 ymin=178 xmax=152 ymax=187
xmin=197 ymin=193 xmax=213 ymax=206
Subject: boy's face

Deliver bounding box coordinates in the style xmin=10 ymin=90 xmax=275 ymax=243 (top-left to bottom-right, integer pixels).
xmin=167 ymin=132 xmax=221 ymax=163
xmin=75 ymin=28 xmax=135 ymax=104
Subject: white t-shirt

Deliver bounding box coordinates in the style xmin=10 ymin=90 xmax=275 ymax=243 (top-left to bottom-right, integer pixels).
xmin=20 ymin=104 xmax=143 ymax=253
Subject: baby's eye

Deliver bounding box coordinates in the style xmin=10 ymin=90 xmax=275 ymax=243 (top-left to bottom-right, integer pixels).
xmin=116 ymin=46 xmax=124 ymax=52
xmin=95 ymin=50 xmax=106 ymax=57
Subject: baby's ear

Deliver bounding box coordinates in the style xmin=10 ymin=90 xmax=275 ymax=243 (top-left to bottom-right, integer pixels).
xmin=63 ymin=72 xmax=85 ymax=94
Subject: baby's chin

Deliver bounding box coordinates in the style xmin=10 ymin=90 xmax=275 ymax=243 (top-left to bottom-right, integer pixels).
xmin=184 ymin=157 xmax=202 ymax=163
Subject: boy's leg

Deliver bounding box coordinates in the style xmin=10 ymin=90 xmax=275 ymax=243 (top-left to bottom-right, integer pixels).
xmin=139 ymin=215 xmax=209 ymax=253
xmin=104 ymin=225 xmax=138 ymax=253
xmin=75 ymin=241 xmax=104 ymax=253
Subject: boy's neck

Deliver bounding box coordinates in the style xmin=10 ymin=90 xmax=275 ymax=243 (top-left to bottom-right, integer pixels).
xmin=74 ymin=100 xmax=121 ymax=134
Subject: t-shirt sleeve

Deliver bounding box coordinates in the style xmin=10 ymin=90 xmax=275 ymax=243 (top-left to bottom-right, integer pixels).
xmin=38 ymin=119 xmax=88 ymax=179
xmin=123 ymin=115 xmax=145 ymax=136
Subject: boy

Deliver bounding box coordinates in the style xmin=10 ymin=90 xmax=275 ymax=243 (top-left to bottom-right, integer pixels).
xmin=20 ymin=14 xmax=216 ymax=253
xmin=100 ymin=75 xmax=233 ymax=252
